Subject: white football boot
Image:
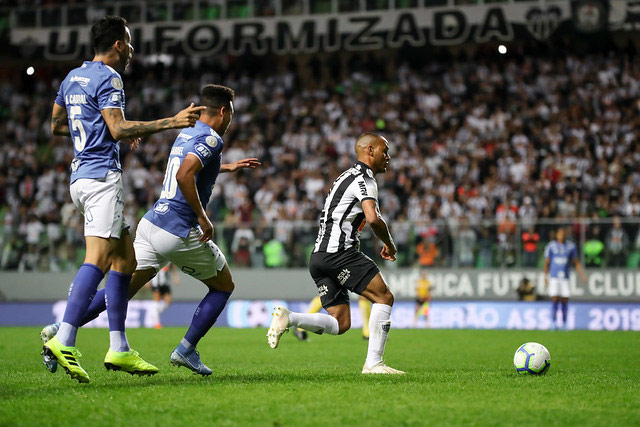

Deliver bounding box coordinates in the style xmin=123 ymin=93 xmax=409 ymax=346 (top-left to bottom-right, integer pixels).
xmin=267 ymin=306 xmax=291 ymax=349
xmin=362 ymin=361 xmax=405 ymax=375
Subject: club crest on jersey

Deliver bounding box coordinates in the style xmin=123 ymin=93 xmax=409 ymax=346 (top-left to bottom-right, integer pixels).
xmin=205 ymin=136 xmax=218 ymax=148
xmin=110 ymin=77 xmax=123 ymax=90
xmin=154 ymin=202 xmax=170 ymax=215
xmin=195 ymin=144 xmax=212 ymax=159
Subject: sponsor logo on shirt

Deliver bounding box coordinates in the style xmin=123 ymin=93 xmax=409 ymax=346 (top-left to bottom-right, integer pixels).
xmin=109 ymin=92 xmax=122 ymax=103
xmin=70 ymin=76 xmax=90 ymax=87
xmin=195 ymin=144 xmax=212 ymax=159
xmin=154 ymin=202 xmax=170 ymax=215
xmin=177 ymin=133 xmax=192 ymax=140
xmin=170 ymin=146 xmax=184 ymax=156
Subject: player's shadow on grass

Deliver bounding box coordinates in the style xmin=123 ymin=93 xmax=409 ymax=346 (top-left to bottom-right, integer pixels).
xmin=89 ymin=370 xmax=418 ymax=390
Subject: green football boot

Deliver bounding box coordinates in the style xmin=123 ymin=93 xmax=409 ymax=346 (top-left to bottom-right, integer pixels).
xmin=43 ymin=336 xmax=90 ymax=383
xmin=104 ymin=349 xmax=159 ymax=376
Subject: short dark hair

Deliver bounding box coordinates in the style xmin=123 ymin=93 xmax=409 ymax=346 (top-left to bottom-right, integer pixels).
xmin=201 ymin=84 xmax=235 ymax=109
xmin=91 ymin=16 xmax=128 ymax=54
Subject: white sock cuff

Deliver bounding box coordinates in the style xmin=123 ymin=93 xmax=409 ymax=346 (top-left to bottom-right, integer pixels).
xmin=371 ymin=303 xmax=392 ymax=316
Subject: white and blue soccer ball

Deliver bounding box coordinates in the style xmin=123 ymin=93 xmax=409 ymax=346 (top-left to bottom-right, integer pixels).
xmin=513 ymin=342 xmax=551 ymax=375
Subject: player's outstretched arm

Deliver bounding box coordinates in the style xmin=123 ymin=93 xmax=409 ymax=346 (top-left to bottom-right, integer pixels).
xmin=220 ymin=158 xmax=261 ymax=173
xmin=51 ymin=103 xmax=70 ymax=136
xmin=101 ymin=103 xmax=206 ymax=141
xmin=362 ymin=199 xmax=397 ymax=261
xmin=176 ymin=153 xmax=213 ymax=242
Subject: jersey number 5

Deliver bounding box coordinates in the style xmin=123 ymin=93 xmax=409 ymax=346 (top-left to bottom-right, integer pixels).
xmin=69 ymin=106 xmax=87 ymax=152
xmin=160 ymin=156 xmax=181 ymax=199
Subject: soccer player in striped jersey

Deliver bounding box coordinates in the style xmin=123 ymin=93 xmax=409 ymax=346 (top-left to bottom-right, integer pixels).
xmin=267 ymin=133 xmax=404 ymax=374
xmin=42 ymin=16 xmax=204 ymax=383
xmin=544 ymin=227 xmax=587 ymax=330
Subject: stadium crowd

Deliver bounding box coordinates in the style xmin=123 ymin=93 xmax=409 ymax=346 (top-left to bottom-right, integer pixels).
xmin=2 ymin=51 xmax=640 ymax=271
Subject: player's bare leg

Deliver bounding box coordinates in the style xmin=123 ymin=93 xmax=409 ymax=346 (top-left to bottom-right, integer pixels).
xmin=171 ymin=264 xmax=234 ymax=376
xmin=360 ymin=273 xmax=404 ymax=374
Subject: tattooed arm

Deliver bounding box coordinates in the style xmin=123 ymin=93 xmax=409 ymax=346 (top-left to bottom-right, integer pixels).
xmin=101 ymin=103 xmax=206 ymax=141
xmin=51 ymin=103 xmax=70 ymax=136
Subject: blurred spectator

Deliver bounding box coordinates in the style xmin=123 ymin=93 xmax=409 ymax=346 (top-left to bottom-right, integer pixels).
xmin=584 ymin=226 xmax=605 ymax=267
xmin=606 ymin=217 xmax=629 ymax=267
xmin=263 ymin=237 xmax=287 ymax=268
xmin=3 ymin=50 xmax=640 ymax=270
xmin=521 ymin=226 xmax=540 ymax=267
xmin=516 ymin=277 xmax=536 ymax=301
xmin=455 ymin=217 xmax=476 ymax=267
xmin=416 ymin=233 xmax=438 ymax=267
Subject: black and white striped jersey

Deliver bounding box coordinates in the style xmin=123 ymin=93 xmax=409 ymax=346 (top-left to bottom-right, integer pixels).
xmin=313 ymin=161 xmax=378 ymax=253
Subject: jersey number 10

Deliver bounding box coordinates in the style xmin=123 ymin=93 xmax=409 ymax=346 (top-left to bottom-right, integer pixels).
xmin=160 ymin=156 xmax=181 ymax=200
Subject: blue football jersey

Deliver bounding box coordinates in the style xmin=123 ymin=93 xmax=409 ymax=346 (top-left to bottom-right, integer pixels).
xmin=55 ymin=61 xmax=125 ymax=183
xmin=544 ymin=240 xmax=577 ymax=279
xmin=143 ymin=121 xmax=223 ymax=238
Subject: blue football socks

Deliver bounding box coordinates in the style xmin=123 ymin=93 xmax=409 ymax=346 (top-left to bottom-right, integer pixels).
xmin=551 ymin=300 xmax=559 ymax=325
xmin=105 ymin=271 xmax=132 ymax=352
xmin=58 ymin=263 xmax=104 ymax=346
xmin=80 ymin=288 xmax=106 ymax=326
xmin=183 ymin=290 xmax=231 ymax=348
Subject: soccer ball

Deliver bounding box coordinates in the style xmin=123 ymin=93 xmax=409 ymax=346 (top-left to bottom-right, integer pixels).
xmin=513 ymin=342 xmax=551 ymax=375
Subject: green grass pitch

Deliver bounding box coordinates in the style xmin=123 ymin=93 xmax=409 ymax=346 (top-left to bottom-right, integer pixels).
xmin=1 ymin=327 xmax=638 ymax=425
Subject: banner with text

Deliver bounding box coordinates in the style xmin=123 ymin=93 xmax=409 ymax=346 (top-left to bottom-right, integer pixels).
xmin=2 ymin=300 xmax=639 ymax=331
xmin=12 ymin=3 xmax=574 ymax=60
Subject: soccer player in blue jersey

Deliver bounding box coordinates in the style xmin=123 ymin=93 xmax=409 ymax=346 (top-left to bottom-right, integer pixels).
xmin=42 ymin=16 xmax=206 ymax=383
xmin=42 ymin=84 xmax=260 ymax=376
xmin=543 ymin=227 xmax=588 ymax=330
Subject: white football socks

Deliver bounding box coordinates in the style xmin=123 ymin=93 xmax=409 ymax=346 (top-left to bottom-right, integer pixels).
xmin=109 ymin=331 xmax=130 ymax=352
xmin=289 ymin=312 xmax=339 ymax=335
xmin=56 ymin=322 xmax=78 ymax=347
xmin=366 ymin=303 xmax=392 ymax=368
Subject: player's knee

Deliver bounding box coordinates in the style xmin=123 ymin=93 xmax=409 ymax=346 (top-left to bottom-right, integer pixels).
xmin=223 ymin=279 xmax=235 ymax=294
xmin=381 ymin=290 xmax=394 ymax=307
xmin=337 ymin=319 xmax=351 ymax=335
xmin=126 ymin=258 xmax=137 ymax=275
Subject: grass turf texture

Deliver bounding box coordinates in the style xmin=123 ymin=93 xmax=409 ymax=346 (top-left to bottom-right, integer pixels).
xmin=1 ymin=328 xmax=638 ymax=425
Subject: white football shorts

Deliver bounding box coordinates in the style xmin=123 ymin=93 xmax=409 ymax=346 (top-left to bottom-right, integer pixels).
xmin=134 ymin=217 xmax=227 ymax=280
xmin=69 ymin=170 xmax=129 ymax=239
xmin=548 ymin=278 xmax=570 ymax=298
